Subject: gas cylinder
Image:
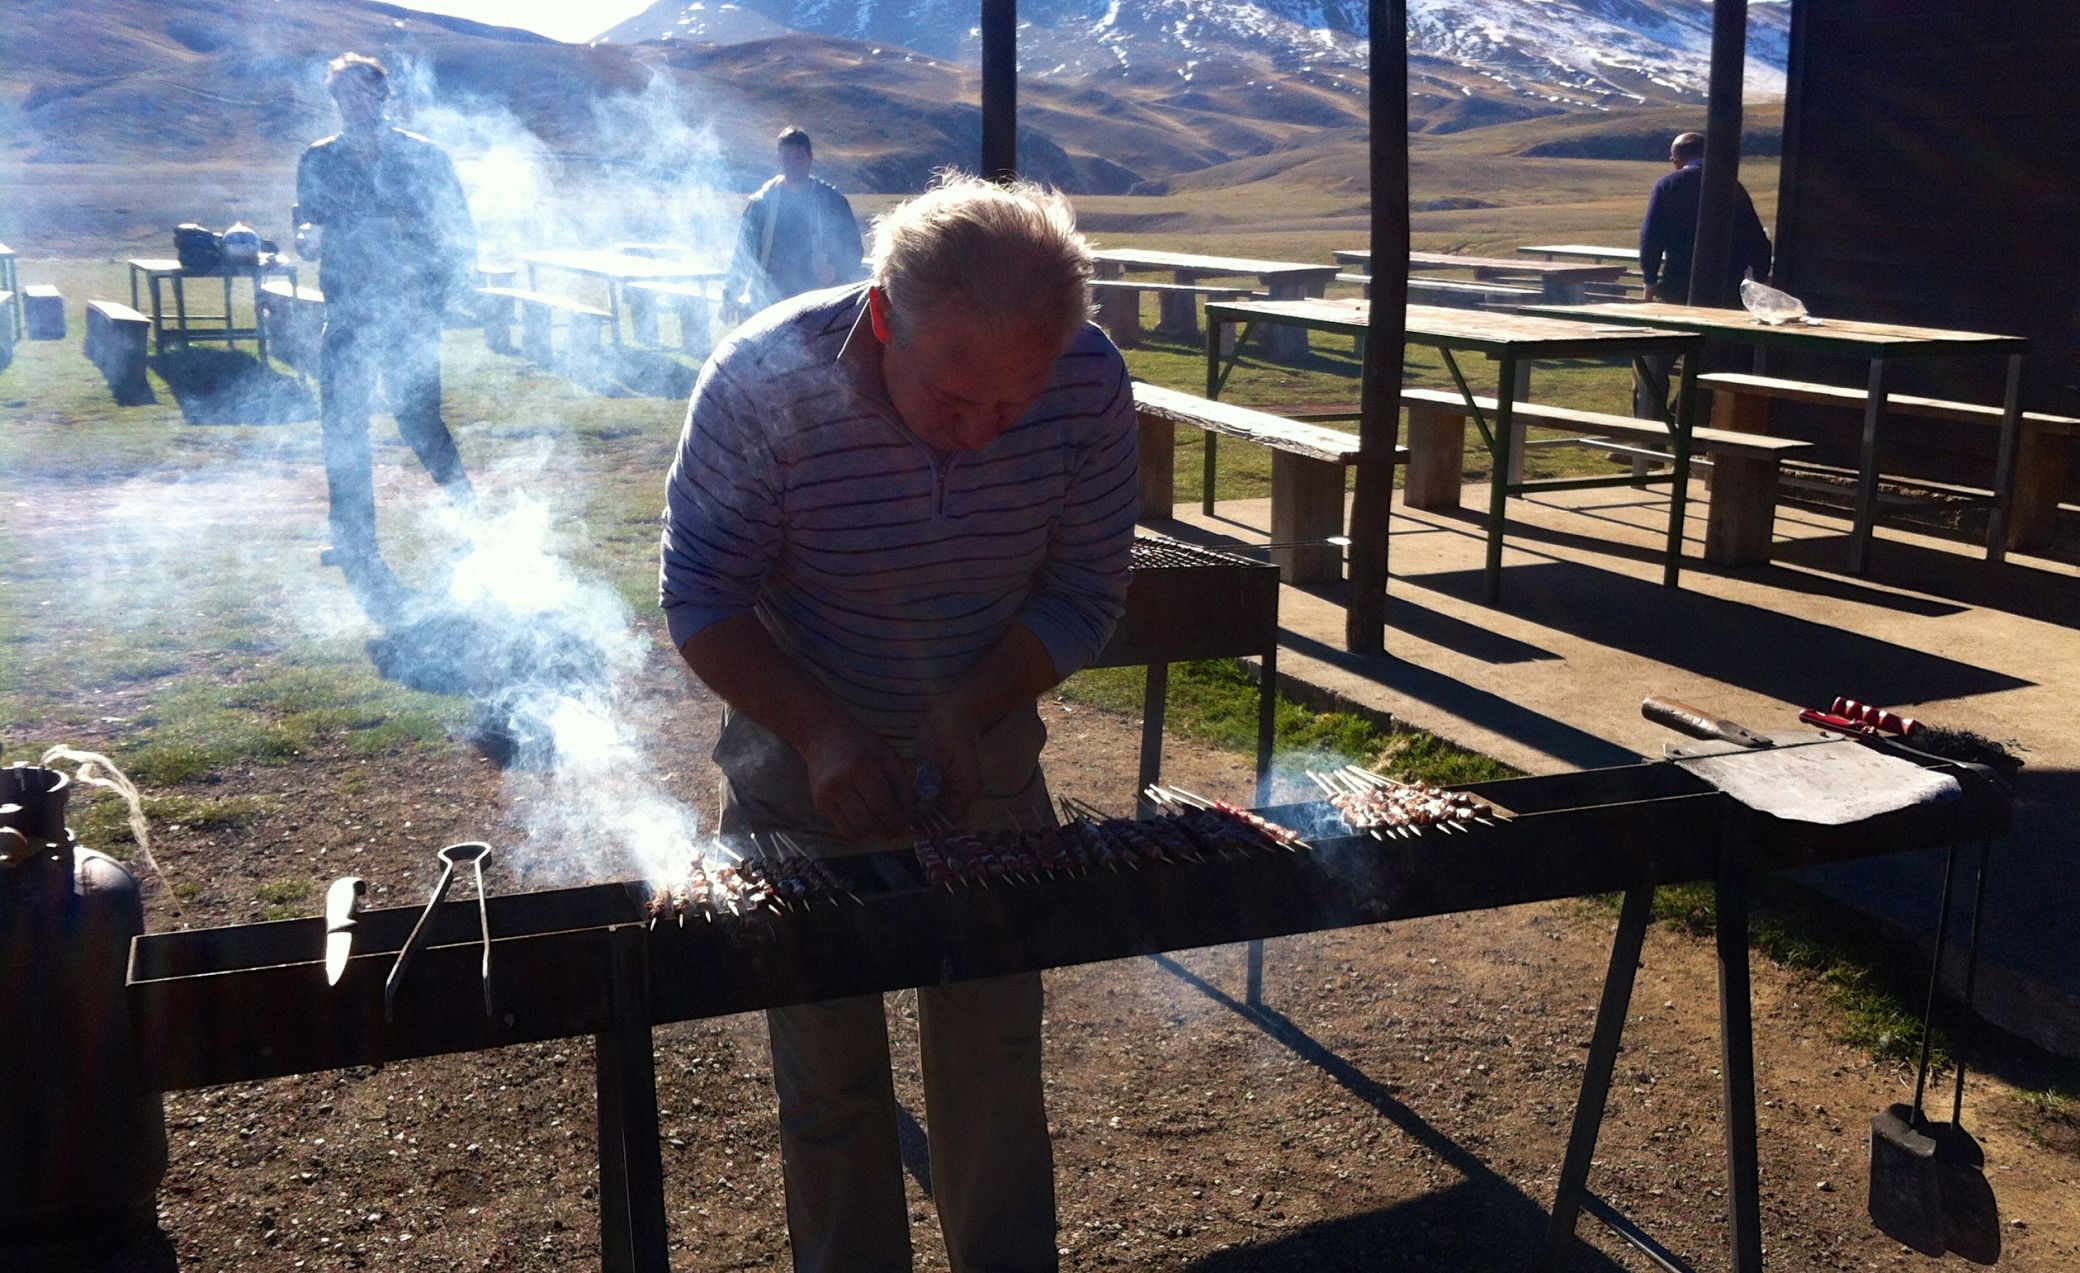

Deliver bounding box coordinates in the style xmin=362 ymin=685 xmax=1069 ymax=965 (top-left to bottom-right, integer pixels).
xmin=0 ymin=763 xmax=169 ymax=1265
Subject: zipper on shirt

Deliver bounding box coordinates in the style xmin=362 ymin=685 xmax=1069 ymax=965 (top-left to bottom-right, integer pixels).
xmin=931 ymin=451 xmax=961 ymax=521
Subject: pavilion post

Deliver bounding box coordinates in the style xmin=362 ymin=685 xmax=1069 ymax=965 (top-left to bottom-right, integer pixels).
xmin=980 ymin=0 xmax=1018 ymax=181
xmin=1689 ymin=0 xmax=1750 ymax=307
xmin=1347 ymin=0 xmax=1410 ymax=653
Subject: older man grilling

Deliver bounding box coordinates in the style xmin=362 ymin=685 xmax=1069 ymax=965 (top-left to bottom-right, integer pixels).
xmin=660 ymin=175 xmax=1137 ymax=1272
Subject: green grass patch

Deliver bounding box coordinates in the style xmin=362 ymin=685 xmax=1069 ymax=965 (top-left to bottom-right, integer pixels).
xmin=1616 ymin=880 xmax=1957 ymax=1068
xmin=1060 ymin=657 xmax=1516 ymax=789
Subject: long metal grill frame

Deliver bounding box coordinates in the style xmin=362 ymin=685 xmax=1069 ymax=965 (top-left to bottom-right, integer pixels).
xmin=126 ymin=755 xmax=2009 ymax=1273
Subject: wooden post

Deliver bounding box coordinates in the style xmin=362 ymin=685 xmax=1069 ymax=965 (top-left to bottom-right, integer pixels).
xmin=1347 ymin=0 xmax=1409 ymax=654
xmin=2008 ymin=423 xmax=2069 ymax=552
xmin=980 ymin=0 xmax=1017 ymax=181
xmin=1401 ymin=403 xmax=1465 ymax=511
xmin=1136 ymin=411 xmax=1176 ymax=521
xmin=1688 ymin=0 xmax=1750 ymax=308
xmin=1269 ymin=453 xmax=1344 ymax=584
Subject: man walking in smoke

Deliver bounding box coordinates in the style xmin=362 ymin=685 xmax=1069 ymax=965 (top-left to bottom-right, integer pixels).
xmin=297 ymin=52 xmax=478 ymax=619
xmin=663 ymin=175 xmax=1137 ymax=1271
xmin=722 ymin=127 xmax=866 ymax=322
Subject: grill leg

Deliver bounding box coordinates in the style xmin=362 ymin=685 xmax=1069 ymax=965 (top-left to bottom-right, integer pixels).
xmin=595 ymin=926 xmax=669 ymax=1273
xmin=1135 ymin=662 xmax=1168 ymax=817
xmin=1547 ymin=884 xmax=1652 ymax=1249
xmin=1716 ymin=826 xmax=1764 ymax=1273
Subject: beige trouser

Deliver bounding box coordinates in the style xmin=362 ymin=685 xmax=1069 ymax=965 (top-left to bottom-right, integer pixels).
xmin=716 ymin=706 xmax=1059 ymax=1273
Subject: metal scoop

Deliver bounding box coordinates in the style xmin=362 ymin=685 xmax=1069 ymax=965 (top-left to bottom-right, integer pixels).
xmin=384 ymin=841 xmax=494 ymax=1023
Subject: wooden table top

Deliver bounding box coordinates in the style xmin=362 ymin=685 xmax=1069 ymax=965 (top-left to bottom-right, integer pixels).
xmin=523 ymin=249 xmax=726 ymax=281
xmin=1207 ymin=297 xmax=1701 ymax=357
xmin=1336 ymin=249 xmax=1625 ymax=279
xmin=1517 ymin=244 xmax=1642 ymax=263
xmin=1519 ymin=301 xmax=2030 ymax=359
xmin=1093 ymin=248 xmax=1340 ymax=280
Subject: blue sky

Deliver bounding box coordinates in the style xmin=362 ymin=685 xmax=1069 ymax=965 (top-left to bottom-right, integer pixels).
xmin=408 ymin=0 xmax=652 ymax=43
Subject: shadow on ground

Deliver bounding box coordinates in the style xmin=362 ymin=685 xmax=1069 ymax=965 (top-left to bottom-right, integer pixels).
xmin=1154 ymin=954 xmax=1632 ymax=1273
xmin=152 ymin=348 xmax=314 ymax=425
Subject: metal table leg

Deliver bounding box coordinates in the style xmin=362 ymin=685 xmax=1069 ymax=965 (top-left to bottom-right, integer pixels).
xmin=1848 ymin=358 xmax=1888 ymax=575
xmin=1662 ymin=343 xmax=1698 ymax=589
xmin=1484 ymin=355 xmax=1518 ymax=604
xmin=1202 ymin=320 xmax=1220 ymax=515
xmin=1984 ymin=353 xmax=2025 ymax=563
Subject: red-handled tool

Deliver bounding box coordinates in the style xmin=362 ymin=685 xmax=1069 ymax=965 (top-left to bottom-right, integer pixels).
xmin=1832 ymin=697 xmax=1924 ymax=737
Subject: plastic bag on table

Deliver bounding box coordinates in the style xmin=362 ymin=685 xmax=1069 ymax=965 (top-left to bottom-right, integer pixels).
xmin=1739 ymin=279 xmax=1810 ymax=325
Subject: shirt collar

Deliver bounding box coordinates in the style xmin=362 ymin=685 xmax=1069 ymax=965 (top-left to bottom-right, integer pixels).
xmin=833 ymin=284 xmax=894 ymax=408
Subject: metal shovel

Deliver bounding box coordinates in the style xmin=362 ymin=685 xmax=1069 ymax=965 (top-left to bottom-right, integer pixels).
xmin=1867 ymin=838 xmax=2000 ymax=1262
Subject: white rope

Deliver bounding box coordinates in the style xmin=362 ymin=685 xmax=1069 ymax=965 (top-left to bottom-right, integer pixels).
xmin=38 ymin=745 xmax=181 ymax=914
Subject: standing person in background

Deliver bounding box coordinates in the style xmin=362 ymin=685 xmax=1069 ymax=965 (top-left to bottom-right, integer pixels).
xmin=1639 ymin=130 xmax=1773 ymax=304
xmin=1635 ymin=130 xmax=1774 ymax=414
xmin=722 ymin=127 xmax=866 ymax=323
xmin=296 ymin=52 xmax=477 ymax=619
xmin=664 ymin=174 xmax=1136 ymax=1272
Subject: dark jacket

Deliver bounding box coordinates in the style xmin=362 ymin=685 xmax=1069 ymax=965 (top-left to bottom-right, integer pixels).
xmin=1639 ymin=162 xmax=1773 ymax=301
xmin=725 ymin=176 xmax=865 ymax=315
xmin=296 ymin=127 xmax=476 ymax=316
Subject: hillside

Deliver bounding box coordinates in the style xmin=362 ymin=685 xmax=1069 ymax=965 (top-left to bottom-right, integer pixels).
xmin=599 ymin=0 xmax=1793 ymax=104
xmin=0 ymin=0 xmax=1787 ymax=257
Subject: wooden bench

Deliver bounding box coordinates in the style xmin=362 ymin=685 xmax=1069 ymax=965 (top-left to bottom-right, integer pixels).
xmin=1405 ymin=277 xmax=1541 ymax=311
xmin=84 ymin=300 xmax=151 ymax=401
xmin=1134 ymin=381 xmax=1407 ymax=584
xmin=1091 ymin=279 xmax=1254 ymax=348
xmin=1699 ymin=371 xmax=2076 ymax=550
xmin=23 ymin=284 xmax=64 ymax=340
xmin=626 ymin=280 xmax=718 ymax=355
xmin=478 ymin=287 xmax=610 ymax=376
xmin=1399 ymin=387 xmax=1813 ymax=565
xmin=258 ymin=280 xmax=326 ymax=375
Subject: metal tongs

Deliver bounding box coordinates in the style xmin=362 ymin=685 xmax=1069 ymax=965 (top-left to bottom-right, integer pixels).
xmin=384 ymin=841 xmax=494 ymax=1023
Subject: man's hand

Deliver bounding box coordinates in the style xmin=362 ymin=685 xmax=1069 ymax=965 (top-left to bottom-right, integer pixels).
xmin=915 ymin=698 xmax=985 ymax=824
xmin=799 ymin=716 xmax=916 ymax=840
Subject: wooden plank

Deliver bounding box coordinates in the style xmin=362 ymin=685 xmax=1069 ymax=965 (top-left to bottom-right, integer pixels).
xmin=1400 ymin=388 xmax=1809 ymax=458
xmin=1089 ymin=280 xmax=1252 ymax=297
xmin=1402 ymin=401 xmax=1466 ymax=511
xmin=1092 ymin=248 xmax=1338 ymax=283
xmin=479 ymin=287 xmax=611 ymax=319
xmin=1698 ymin=372 xmax=2077 ymax=433
xmin=1136 ymin=411 xmax=1175 ymax=520
xmin=1133 ymin=382 xmax=1363 ymax=464
xmin=1517 ymin=244 xmax=1642 ymax=264
xmin=1521 ymin=302 xmax=2031 ymax=358
xmin=1212 ymin=298 xmax=1700 ymax=358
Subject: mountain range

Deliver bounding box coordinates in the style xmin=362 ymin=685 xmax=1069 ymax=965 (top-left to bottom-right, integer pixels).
xmin=597 ymin=0 xmax=1792 ymax=105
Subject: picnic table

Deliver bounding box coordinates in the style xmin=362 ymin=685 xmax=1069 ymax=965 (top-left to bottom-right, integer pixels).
xmin=0 ymin=242 xmax=20 ymax=340
xmin=521 ymin=250 xmax=727 ymax=347
xmin=1204 ymin=298 xmax=1705 ymax=604
xmin=1521 ymin=301 xmax=2036 ymax=571
xmin=1092 ymin=248 xmax=1339 ymax=359
xmin=1335 ymin=250 xmax=1628 ymax=303
xmin=126 ymin=257 xmax=299 ymax=363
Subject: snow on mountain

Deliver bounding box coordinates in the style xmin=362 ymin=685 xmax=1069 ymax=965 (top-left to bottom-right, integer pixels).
xmin=595 ymin=0 xmax=1791 ymax=106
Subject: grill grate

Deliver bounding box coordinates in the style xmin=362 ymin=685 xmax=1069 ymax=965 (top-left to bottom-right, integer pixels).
xmin=1130 ymin=535 xmax=1261 ymax=572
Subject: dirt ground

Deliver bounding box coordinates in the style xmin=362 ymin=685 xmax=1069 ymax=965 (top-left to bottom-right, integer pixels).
xmin=13 ymin=637 xmax=2069 ymax=1273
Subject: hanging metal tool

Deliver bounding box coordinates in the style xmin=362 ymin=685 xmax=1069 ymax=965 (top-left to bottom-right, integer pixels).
xmin=1868 ymin=839 xmax=2001 ymax=1262
xmin=384 ymin=842 xmax=494 ymax=1023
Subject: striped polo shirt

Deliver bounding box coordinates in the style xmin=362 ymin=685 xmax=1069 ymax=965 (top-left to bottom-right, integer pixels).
xmin=661 ymin=283 xmax=1138 ymax=736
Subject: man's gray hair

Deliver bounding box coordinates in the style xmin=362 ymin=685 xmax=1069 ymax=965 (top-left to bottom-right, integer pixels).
xmin=869 ymin=172 xmax=1093 ymax=349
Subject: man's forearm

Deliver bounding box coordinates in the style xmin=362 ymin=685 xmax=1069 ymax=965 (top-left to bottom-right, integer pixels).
xmin=677 ymin=612 xmax=852 ymax=758
xmin=937 ymin=623 xmax=1061 ymax=732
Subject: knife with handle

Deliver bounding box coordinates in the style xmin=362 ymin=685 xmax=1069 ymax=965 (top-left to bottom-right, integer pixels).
xmin=1641 ymin=696 xmax=1775 ymax=749
xmin=324 ymin=876 xmax=366 ymax=986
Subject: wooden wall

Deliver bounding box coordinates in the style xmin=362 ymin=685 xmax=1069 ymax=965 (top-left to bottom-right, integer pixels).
xmin=1771 ymin=0 xmax=2080 ymax=494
